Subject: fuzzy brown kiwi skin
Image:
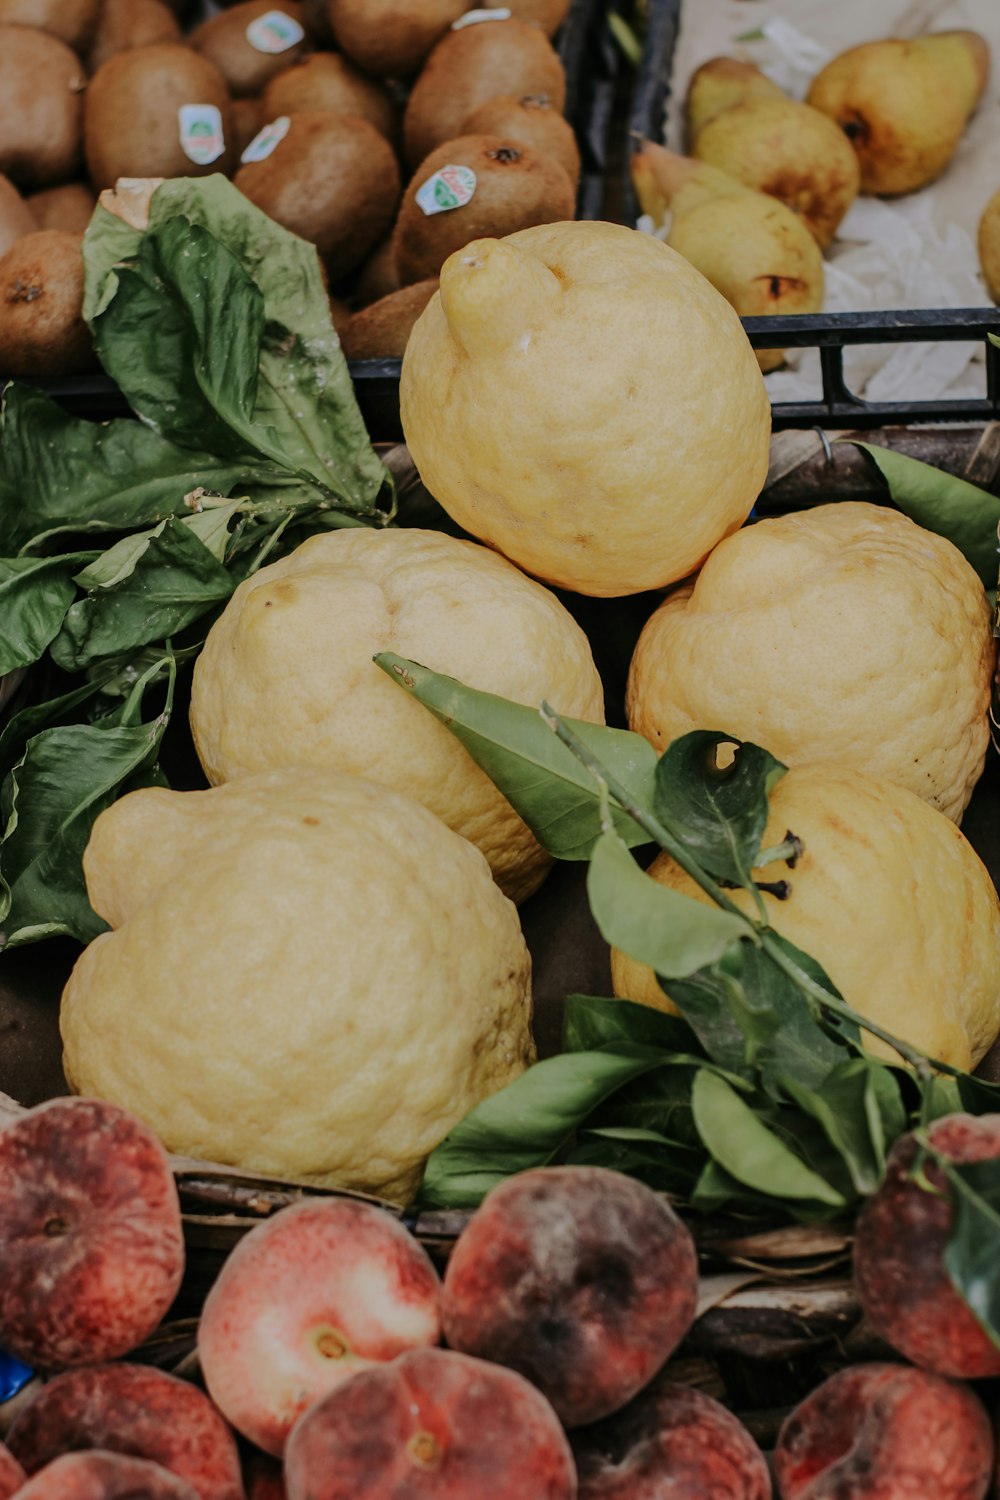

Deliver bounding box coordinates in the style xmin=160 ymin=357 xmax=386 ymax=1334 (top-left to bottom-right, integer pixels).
xmin=88 ymin=0 xmax=183 ymax=75
xmin=0 ymin=27 xmax=86 ymax=188
xmin=262 ymin=54 xmax=397 ymax=141
xmin=354 ymin=235 xmax=401 ymax=307
xmin=341 ymin=278 xmax=438 ymax=360
xmin=0 ymin=0 xmax=101 ymax=53
xmin=392 ymin=134 xmax=576 ymax=286
xmin=234 ymin=109 xmax=401 ymax=284
xmin=0 ymin=175 xmax=37 ymax=259
xmin=325 ymin=0 xmax=467 ymax=81
xmin=403 ymin=19 xmax=567 ymax=170
xmin=84 ymin=44 xmax=236 ymax=190
xmin=0 ymin=228 xmax=95 ymax=377
xmin=462 ymin=93 xmax=580 ymax=189
xmin=26 ymin=182 xmax=97 ymax=233
xmin=189 ymin=0 xmax=311 ymax=99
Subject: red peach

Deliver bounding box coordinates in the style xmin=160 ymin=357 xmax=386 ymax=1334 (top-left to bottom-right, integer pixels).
xmin=572 ymin=1372 xmax=771 ymax=1499
xmin=441 ymin=1166 xmax=698 ymax=1427
xmin=198 ymin=1197 xmax=442 ymax=1457
xmin=854 ymin=1114 xmax=1000 ymax=1378
xmin=0 ymin=1097 xmax=185 ymax=1369
xmin=773 ymin=1361 xmax=993 ymax=1500
xmin=284 ymin=1346 xmax=578 ymax=1499
xmin=11 ymin=1449 xmax=200 ymax=1499
xmin=5 ymin=1363 xmax=245 ymax=1500
xmin=0 ymin=1441 xmax=24 ymax=1500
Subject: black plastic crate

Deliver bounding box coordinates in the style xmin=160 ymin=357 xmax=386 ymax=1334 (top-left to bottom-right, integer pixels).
xmin=622 ymin=0 xmax=1000 ymax=430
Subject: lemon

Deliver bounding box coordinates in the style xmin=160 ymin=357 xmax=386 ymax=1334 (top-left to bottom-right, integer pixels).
xmin=189 ymin=526 xmax=605 ymax=904
xmin=612 ymin=762 xmax=1000 ymax=1071
xmin=627 ymin=502 xmax=995 ymax=823
xmin=399 ymin=220 xmax=771 ymax=597
xmin=60 ymin=768 xmax=534 ymax=1204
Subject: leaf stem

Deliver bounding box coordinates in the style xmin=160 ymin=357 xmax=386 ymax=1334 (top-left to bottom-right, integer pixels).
xmin=539 ymin=704 xmax=751 ymax=923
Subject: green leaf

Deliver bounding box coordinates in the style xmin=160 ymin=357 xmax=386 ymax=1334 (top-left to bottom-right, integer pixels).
xmin=943 ymin=1158 xmax=1000 ymax=1352
xmin=587 ymin=829 xmax=752 ymax=979
xmin=0 ymin=384 xmax=281 ymax=557
xmin=780 ymin=1059 xmax=895 ymax=1196
xmin=653 ymin=731 xmax=787 ymax=886
xmin=0 ymin=655 xmax=175 ymax=947
xmin=84 ymin=176 xmax=388 ymax=515
xmin=51 ymin=519 xmax=234 ymax=671
xmin=690 ymin=1068 xmax=846 ymax=1207
xmin=566 ymin=1129 xmax=705 ymax=1194
xmin=374 ymin=653 xmax=659 ymax=859
xmin=0 ymin=553 xmax=96 ymax=674
xmin=562 ymin=993 xmax=703 ymax=1056
xmin=418 ymin=1045 xmax=669 ymax=1208
xmin=850 ymin=442 xmax=1000 ymax=586
xmin=731 ymin=939 xmax=852 ymax=1093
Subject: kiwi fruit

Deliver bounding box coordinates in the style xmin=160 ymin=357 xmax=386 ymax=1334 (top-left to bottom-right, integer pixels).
xmin=261 ymin=54 xmax=397 ymax=140
xmin=328 ymin=293 xmax=353 ymax=339
xmin=505 ymin=0 xmax=573 ymax=35
xmin=403 ymin=18 xmax=566 ymax=168
xmin=0 ymin=0 xmax=101 ymax=54
xmin=190 ymin=1 xmax=311 ymax=98
xmin=462 ymin=94 xmax=579 ymax=188
xmin=0 ymin=28 xmax=86 ymax=188
xmin=354 ymin=234 xmax=401 ymax=306
xmin=392 ymin=133 xmax=575 ymax=285
xmin=85 ymin=45 xmax=235 ymax=190
xmin=26 ymin=182 xmax=97 ymax=233
xmin=0 ymin=228 xmax=95 ymax=377
xmin=341 ymin=278 xmax=438 ymax=360
xmin=0 ymin=175 xmax=35 ymax=259
xmin=89 ymin=0 xmax=183 ymax=74
xmin=234 ymin=110 xmax=401 ymax=283
xmin=325 ymin=0 xmax=467 ymax=79
xmin=230 ymin=97 xmax=266 ymax=160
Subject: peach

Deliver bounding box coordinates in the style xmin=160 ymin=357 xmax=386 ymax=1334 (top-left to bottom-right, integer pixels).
xmin=198 ymin=1197 xmax=442 ymax=1457
xmin=0 ymin=1096 xmax=185 ymax=1369
xmin=5 ymin=1363 xmax=245 ymax=1500
xmin=854 ymin=1114 xmax=1000 ymax=1377
xmin=12 ymin=1449 xmax=199 ymax=1499
xmin=572 ymin=1373 xmax=771 ymax=1498
xmin=284 ymin=1346 xmax=577 ymax=1499
xmin=441 ymin=1166 xmax=698 ymax=1427
xmin=773 ymin=1362 xmax=993 ymax=1499
xmin=0 ymin=1442 xmax=24 ymax=1500
xmin=243 ymin=1452 xmax=285 ymax=1500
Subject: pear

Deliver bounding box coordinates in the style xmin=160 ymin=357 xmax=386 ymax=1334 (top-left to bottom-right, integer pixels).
xmin=632 ymin=142 xmax=823 ymax=372
xmin=806 ymin=31 xmax=990 ymax=196
xmin=685 ymin=56 xmax=785 ymax=139
xmin=692 ymin=94 xmax=860 ymax=247
xmin=979 ymin=187 xmax=1000 ymax=303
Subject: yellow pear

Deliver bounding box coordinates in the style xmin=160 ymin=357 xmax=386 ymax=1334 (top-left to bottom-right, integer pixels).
xmin=685 ymin=55 xmax=785 ymax=139
xmin=806 ymin=31 xmax=990 ymax=196
xmin=979 ymin=187 xmax=1000 ymax=302
xmin=631 ymin=142 xmax=824 ymax=372
xmin=692 ymin=94 xmax=861 ymax=247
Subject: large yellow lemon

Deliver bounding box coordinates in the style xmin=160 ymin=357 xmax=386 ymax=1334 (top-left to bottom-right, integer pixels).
xmin=189 ymin=526 xmax=605 ymax=903
xmin=612 ymin=762 xmax=1000 ymax=1071
xmin=61 ymin=768 xmax=534 ymax=1204
xmin=399 ymin=220 xmax=771 ymax=597
xmin=627 ymin=502 xmax=995 ymax=823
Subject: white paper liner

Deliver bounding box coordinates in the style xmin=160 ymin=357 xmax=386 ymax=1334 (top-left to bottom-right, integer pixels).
xmin=657 ymin=0 xmax=1000 ymax=404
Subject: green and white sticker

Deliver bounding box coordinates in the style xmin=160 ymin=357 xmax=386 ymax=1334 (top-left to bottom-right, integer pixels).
xmin=178 ymin=104 xmax=226 ymax=165
xmin=246 ymin=9 xmax=305 ymax=52
xmin=415 ymin=165 xmax=477 ymax=216
xmin=240 ymin=115 xmax=291 ymax=164
xmin=452 ymin=8 xmax=512 ymax=26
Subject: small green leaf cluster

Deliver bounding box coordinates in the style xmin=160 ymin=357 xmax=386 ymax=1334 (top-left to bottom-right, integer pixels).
xmin=0 ymin=177 xmax=390 ymax=949
xmin=376 ymin=652 xmax=1000 ymax=1350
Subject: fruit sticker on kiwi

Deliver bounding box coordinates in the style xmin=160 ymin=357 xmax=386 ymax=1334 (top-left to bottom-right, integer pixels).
xmin=178 ymin=105 xmax=226 ymax=166
xmin=452 ymin=8 xmax=512 ymax=26
xmin=246 ymin=10 xmax=306 ymax=53
xmin=416 ymin=165 xmax=477 ymax=216
xmin=241 ymin=116 xmax=291 ymax=164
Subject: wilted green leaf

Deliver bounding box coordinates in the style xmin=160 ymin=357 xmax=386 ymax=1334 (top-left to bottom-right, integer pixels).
xmin=653 ymin=731 xmax=787 ymax=885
